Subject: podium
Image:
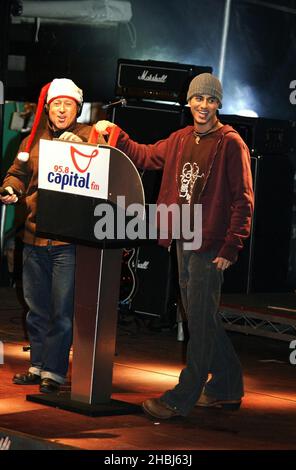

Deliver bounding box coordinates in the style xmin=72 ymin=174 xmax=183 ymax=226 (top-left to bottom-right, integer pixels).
xmin=27 ymin=138 xmax=145 ymax=416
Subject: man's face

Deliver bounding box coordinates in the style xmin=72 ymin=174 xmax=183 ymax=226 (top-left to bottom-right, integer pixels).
xmin=189 ymin=94 xmax=220 ymax=128
xmin=48 ymin=97 xmax=79 ymax=130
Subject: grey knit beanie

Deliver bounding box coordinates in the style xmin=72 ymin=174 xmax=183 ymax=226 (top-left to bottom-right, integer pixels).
xmin=187 ymin=73 xmax=223 ymax=108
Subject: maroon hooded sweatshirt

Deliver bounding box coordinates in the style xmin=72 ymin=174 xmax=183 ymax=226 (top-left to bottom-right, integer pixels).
xmin=116 ymin=124 xmax=254 ymax=263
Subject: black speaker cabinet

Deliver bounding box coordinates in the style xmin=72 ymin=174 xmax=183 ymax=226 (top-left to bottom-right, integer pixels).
xmin=112 ymin=102 xmax=182 ymax=203
xmin=220 ymin=114 xmax=294 ymax=155
xmin=215 ymin=114 xmax=295 ymax=293
xmin=132 ymin=244 xmax=174 ymax=319
xmin=223 ymin=154 xmax=294 ymax=293
xmin=181 ymin=109 xmax=294 ymax=155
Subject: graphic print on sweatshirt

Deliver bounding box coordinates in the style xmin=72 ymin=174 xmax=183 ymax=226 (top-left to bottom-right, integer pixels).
xmin=179 ymin=162 xmax=205 ymax=203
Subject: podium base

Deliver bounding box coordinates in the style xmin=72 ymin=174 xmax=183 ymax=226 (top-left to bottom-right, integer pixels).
xmin=26 ymin=392 xmax=142 ymax=417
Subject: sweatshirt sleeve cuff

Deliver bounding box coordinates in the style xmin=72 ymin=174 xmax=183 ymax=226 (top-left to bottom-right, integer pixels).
xmin=217 ymin=244 xmax=239 ymax=264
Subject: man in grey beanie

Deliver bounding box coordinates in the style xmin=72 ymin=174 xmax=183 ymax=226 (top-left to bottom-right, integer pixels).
xmin=187 ymin=72 xmax=223 ymax=108
xmin=96 ymin=72 xmax=254 ymax=419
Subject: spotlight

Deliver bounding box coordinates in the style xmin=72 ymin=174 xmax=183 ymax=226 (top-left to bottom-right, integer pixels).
xmin=237 ymin=109 xmax=258 ymax=118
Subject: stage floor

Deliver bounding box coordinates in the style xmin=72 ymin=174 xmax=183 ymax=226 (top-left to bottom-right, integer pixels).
xmin=0 ymin=287 xmax=295 ymax=450
xmin=222 ymin=292 xmax=296 ymax=317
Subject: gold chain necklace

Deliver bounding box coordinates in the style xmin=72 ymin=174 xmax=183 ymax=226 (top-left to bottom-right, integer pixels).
xmin=193 ymin=119 xmax=220 ymax=144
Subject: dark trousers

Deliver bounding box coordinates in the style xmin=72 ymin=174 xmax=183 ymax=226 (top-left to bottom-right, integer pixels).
xmin=162 ymin=241 xmax=244 ymax=416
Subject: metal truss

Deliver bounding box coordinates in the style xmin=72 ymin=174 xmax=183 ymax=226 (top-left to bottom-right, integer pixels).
xmin=220 ymin=306 xmax=296 ymax=342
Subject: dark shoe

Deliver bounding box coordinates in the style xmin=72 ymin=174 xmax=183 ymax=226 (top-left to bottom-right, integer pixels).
xmin=196 ymin=391 xmax=241 ymax=410
xmin=13 ymin=372 xmax=41 ymax=385
xmin=142 ymin=398 xmax=181 ymax=420
xmin=39 ymin=378 xmax=60 ymax=394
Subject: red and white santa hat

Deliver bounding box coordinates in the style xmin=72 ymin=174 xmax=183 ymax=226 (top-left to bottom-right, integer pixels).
xmin=46 ymin=78 xmax=83 ymax=105
xmin=17 ymin=78 xmax=83 ymax=162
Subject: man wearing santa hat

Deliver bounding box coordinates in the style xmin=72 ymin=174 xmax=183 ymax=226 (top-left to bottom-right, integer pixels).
xmin=0 ymin=78 xmax=102 ymax=393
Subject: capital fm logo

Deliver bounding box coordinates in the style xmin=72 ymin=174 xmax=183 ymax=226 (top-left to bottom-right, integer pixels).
xmin=48 ymin=145 xmax=100 ymax=191
xmin=70 ymin=146 xmax=99 ymax=173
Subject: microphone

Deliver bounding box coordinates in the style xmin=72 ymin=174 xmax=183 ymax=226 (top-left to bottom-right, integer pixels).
xmin=0 ymin=187 xmax=10 ymax=197
xmin=0 ymin=186 xmax=22 ymax=197
xmin=102 ymin=98 xmax=127 ymax=110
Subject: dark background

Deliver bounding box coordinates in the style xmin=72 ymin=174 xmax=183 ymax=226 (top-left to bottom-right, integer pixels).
xmin=5 ymin=0 xmax=296 ymax=120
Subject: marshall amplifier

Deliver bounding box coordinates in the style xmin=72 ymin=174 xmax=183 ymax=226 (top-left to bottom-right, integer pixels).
xmin=115 ymin=59 xmax=212 ymax=104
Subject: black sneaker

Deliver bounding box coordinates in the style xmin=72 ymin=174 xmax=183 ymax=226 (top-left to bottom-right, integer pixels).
xmin=13 ymin=372 xmax=41 ymax=385
xmin=39 ymin=378 xmax=60 ymax=394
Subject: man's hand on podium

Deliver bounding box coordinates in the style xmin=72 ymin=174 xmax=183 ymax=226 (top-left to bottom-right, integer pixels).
xmin=59 ymin=132 xmax=83 ymax=143
xmin=0 ymin=186 xmax=19 ymax=204
xmin=95 ymin=120 xmax=116 ymax=136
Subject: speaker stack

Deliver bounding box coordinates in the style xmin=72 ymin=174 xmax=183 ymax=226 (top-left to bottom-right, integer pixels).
xmin=113 ymin=59 xmax=212 ymax=320
xmin=112 ymin=59 xmax=212 ymax=204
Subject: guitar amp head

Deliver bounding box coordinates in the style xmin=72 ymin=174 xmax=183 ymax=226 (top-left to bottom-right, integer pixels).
xmin=115 ymin=59 xmax=212 ymax=104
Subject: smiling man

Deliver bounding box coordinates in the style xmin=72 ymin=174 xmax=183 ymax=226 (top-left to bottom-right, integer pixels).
xmin=96 ymin=72 xmax=254 ymax=419
xmin=0 ymin=78 xmax=103 ymax=394
xmin=46 ymin=79 xmax=84 ymax=140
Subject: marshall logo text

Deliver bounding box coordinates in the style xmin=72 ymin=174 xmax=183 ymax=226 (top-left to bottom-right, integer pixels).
xmin=137 ymin=70 xmax=168 ymax=83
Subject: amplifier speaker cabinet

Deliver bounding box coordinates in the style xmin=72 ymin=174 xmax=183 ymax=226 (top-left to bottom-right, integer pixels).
xmin=223 ymin=154 xmax=294 ymax=293
xmin=181 ymin=108 xmax=294 ymax=155
xmin=221 ymin=114 xmax=294 ymax=156
xmin=112 ymin=102 xmax=183 ymax=203
xmin=115 ymin=58 xmax=212 ymax=104
xmin=132 ymin=243 xmax=178 ymax=322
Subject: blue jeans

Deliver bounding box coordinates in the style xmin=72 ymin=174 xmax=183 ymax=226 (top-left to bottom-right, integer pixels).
xmin=22 ymin=243 xmax=76 ymax=384
xmin=162 ymin=241 xmax=244 ymax=416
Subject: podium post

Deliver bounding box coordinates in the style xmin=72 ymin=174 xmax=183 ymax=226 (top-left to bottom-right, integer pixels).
xmin=71 ymin=245 xmax=122 ymax=404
